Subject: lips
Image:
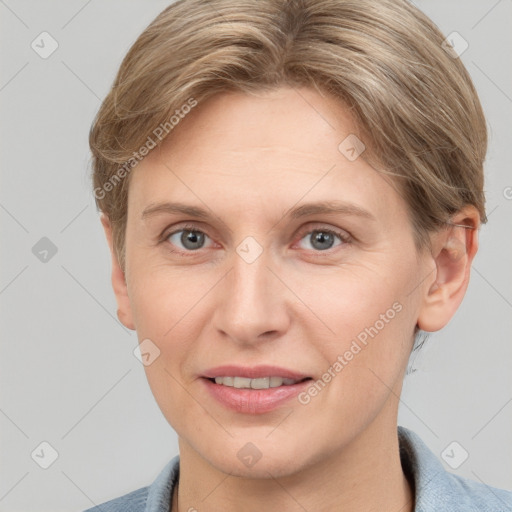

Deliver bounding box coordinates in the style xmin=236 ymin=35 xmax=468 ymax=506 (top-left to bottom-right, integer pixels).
xmin=213 ymin=376 xmax=302 ymax=389
xmin=200 ymin=365 xmax=313 ymax=414
xmin=202 ymin=364 xmax=311 ymax=381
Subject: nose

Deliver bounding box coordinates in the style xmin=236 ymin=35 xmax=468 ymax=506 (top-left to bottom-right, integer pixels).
xmin=212 ymin=247 xmax=291 ymax=346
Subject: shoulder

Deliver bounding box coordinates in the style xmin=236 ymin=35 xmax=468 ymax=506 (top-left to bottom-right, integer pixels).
xmin=82 ymin=455 xmax=180 ymax=512
xmin=440 ymin=471 xmax=512 ymax=511
xmin=83 ymin=486 xmax=149 ymax=512
xmin=398 ymin=426 xmax=512 ymax=512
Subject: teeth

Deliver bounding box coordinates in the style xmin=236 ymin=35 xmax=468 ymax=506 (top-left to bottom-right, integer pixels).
xmin=270 ymin=376 xmax=283 ymax=387
xmin=213 ymin=376 xmax=300 ymax=389
xmin=250 ymin=377 xmax=269 ymax=389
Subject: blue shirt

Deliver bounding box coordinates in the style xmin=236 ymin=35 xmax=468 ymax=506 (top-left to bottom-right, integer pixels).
xmin=83 ymin=426 xmax=512 ymax=511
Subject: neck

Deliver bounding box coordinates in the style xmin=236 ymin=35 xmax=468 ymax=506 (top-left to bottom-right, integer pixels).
xmin=172 ymin=416 xmax=414 ymax=512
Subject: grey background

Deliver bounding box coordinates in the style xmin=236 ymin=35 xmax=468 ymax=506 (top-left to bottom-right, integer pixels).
xmin=0 ymin=1 xmax=511 ymax=511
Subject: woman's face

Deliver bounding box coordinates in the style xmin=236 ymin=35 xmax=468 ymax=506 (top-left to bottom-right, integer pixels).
xmin=118 ymin=86 xmax=434 ymax=477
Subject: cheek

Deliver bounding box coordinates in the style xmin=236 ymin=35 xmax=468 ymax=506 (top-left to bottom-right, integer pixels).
xmin=130 ymin=269 xmax=208 ymax=432
xmin=127 ymin=261 xmax=211 ymax=336
xmin=301 ymin=261 xmax=412 ymax=342
xmin=126 ymin=267 xmax=202 ymax=400
xmin=298 ymin=259 xmax=417 ymax=399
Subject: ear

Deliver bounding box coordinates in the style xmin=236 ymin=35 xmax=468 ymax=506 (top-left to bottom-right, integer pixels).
xmin=417 ymin=206 xmax=480 ymax=332
xmin=100 ymin=214 xmax=136 ymax=331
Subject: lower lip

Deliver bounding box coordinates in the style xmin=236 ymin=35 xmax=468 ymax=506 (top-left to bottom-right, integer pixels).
xmin=201 ymin=378 xmax=311 ymax=414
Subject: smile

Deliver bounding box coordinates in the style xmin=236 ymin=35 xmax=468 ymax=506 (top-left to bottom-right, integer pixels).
xmin=212 ymin=376 xmax=306 ymax=389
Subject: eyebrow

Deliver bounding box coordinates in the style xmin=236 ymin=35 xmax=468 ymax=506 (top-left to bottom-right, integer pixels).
xmin=288 ymin=201 xmax=375 ymax=221
xmin=141 ymin=200 xmax=376 ymax=225
xmin=142 ymin=202 xmax=214 ymax=221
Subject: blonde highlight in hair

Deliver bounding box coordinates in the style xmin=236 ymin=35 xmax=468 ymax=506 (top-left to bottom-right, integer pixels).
xmin=90 ymin=0 xmax=487 ymax=271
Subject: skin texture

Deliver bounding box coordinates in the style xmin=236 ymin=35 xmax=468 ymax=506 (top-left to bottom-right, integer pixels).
xmin=101 ymin=86 xmax=480 ymax=512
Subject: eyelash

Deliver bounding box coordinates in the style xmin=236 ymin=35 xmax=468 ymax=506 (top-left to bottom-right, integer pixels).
xmin=159 ymin=222 xmax=352 ymax=257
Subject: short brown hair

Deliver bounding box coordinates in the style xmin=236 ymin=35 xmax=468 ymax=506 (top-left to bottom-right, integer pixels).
xmin=90 ymin=0 xmax=487 ymax=272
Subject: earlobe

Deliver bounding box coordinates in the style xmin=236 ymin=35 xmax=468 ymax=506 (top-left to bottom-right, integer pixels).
xmin=100 ymin=214 xmax=136 ymax=331
xmin=417 ymin=207 xmax=480 ymax=333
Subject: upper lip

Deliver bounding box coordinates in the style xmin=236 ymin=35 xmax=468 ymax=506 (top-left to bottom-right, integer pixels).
xmin=202 ymin=365 xmax=311 ymax=380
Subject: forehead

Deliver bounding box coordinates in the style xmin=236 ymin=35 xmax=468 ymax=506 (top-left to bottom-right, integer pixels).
xmin=127 ymin=87 xmax=407 ymax=224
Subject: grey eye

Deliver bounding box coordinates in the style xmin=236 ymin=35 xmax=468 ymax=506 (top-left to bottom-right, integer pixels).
xmin=168 ymin=230 xmax=209 ymax=250
xmin=299 ymin=230 xmax=343 ymax=251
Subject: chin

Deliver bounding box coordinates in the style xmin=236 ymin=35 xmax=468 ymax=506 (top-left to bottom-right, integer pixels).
xmin=200 ymin=438 xmax=313 ymax=480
